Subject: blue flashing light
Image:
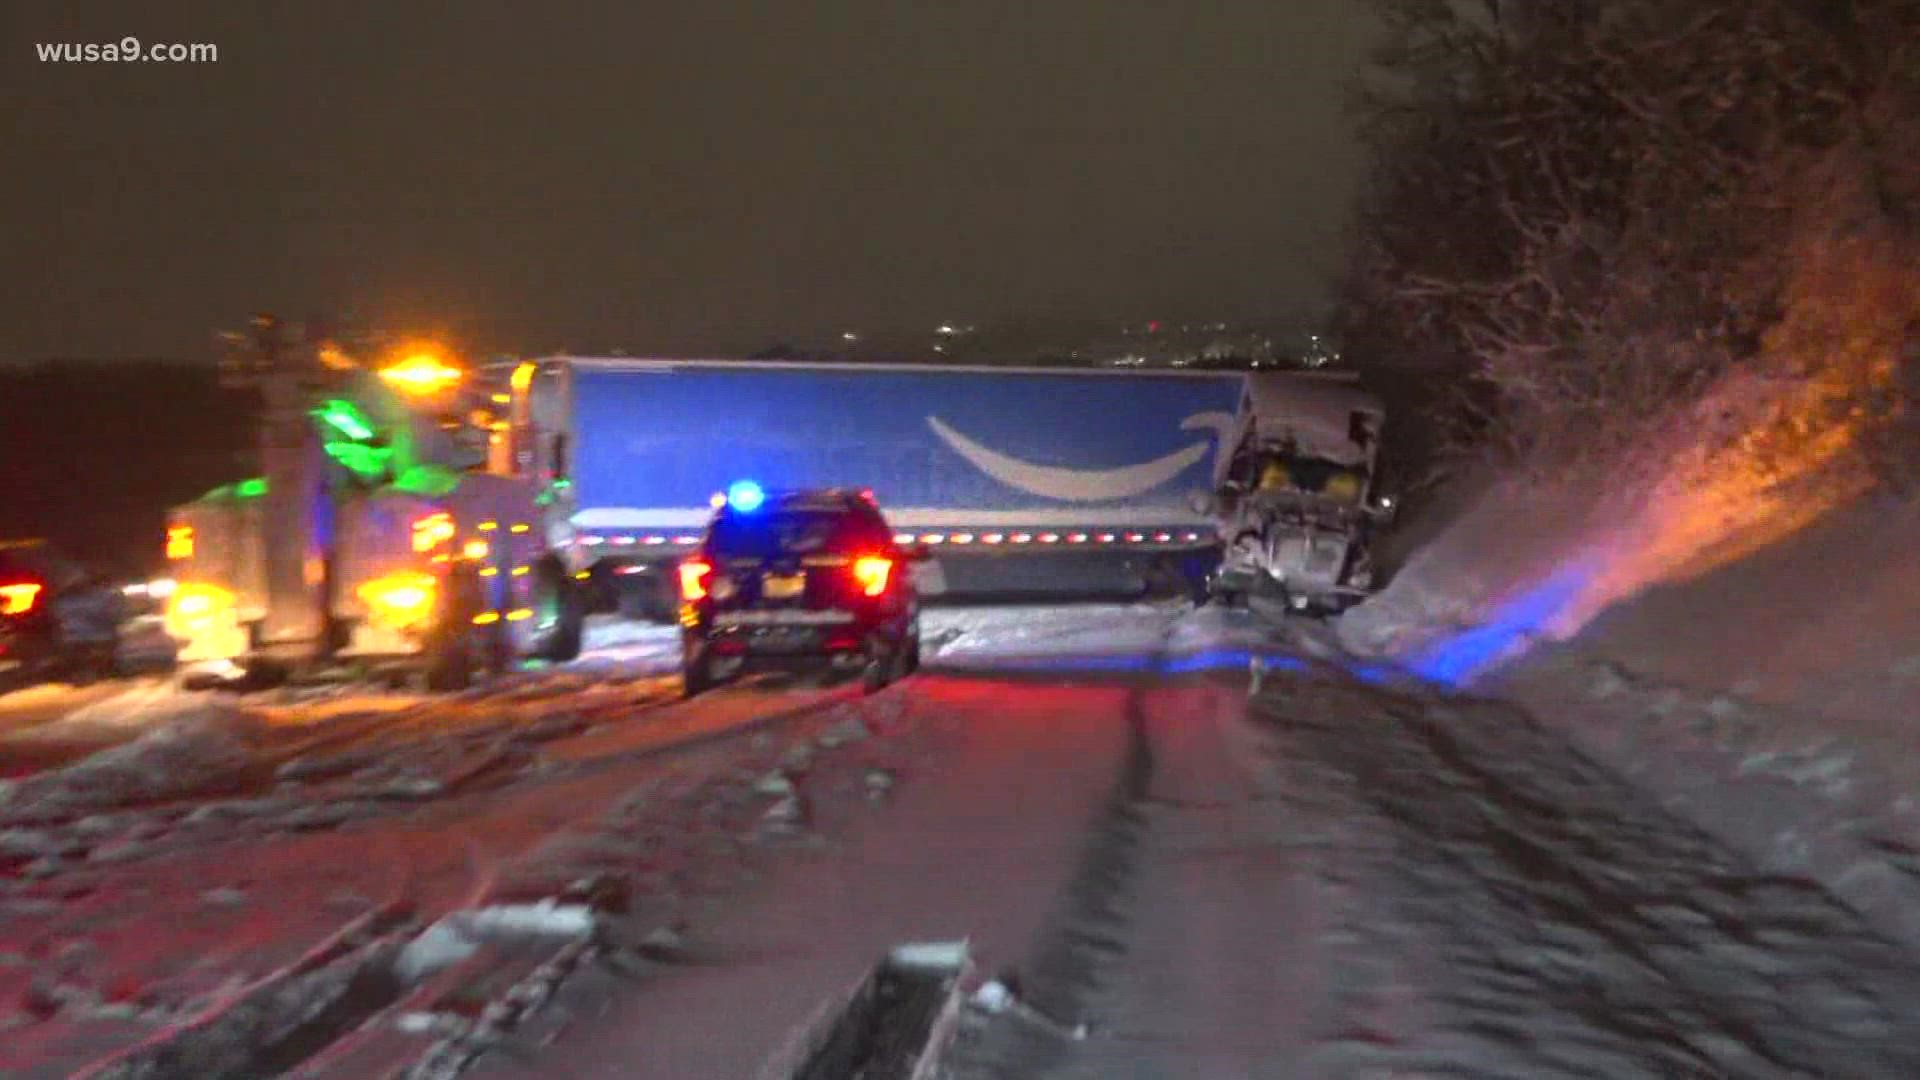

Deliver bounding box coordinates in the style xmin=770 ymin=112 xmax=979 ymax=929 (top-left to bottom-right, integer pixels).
xmin=726 ymin=480 xmax=766 ymax=513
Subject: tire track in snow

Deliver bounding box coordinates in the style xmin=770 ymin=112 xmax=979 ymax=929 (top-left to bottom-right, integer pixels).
xmin=1261 ymin=673 xmax=1920 ymax=1078
xmin=942 ymin=623 xmax=1177 ymax=1079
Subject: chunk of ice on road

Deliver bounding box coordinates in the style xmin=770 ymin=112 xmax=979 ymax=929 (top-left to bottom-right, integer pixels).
xmin=971 ymin=979 xmax=1015 ymax=1014
xmin=393 ymin=900 xmax=598 ymax=983
xmin=889 ymin=940 xmax=968 ymax=972
xmin=754 ymin=770 xmax=795 ymax=797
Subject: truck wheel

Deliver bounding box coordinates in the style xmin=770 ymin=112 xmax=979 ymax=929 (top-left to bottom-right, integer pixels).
xmin=425 ymin=568 xmax=484 ymax=692
xmin=425 ymin=635 xmax=474 ymax=692
xmin=681 ymin=656 xmax=711 ymax=698
xmin=682 ymin=643 xmax=738 ymax=698
xmin=535 ymin=559 xmax=585 ymax=663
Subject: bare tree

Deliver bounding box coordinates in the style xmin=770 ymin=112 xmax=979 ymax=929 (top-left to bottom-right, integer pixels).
xmin=1345 ymin=0 xmax=1917 ymax=481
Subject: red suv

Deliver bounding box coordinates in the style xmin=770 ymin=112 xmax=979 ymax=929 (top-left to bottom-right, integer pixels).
xmin=678 ymin=485 xmax=925 ymax=696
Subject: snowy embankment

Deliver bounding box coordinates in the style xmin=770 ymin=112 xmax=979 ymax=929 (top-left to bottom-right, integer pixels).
xmin=1339 ymin=466 xmax=1920 ymax=947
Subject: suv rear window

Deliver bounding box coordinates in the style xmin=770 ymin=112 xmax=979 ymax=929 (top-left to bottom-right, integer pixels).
xmin=708 ymin=508 xmax=892 ymax=559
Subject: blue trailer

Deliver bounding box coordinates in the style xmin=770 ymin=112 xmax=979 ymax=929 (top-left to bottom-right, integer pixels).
xmin=518 ymin=359 xmax=1248 ymax=606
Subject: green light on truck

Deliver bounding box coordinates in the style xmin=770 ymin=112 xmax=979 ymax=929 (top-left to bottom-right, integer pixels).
xmin=234 ymin=478 xmax=268 ymax=498
xmin=314 ymin=399 xmax=375 ymax=441
xmin=394 ymin=463 xmax=462 ymax=497
xmin=323 ymin=440 xmax=392 ymax=479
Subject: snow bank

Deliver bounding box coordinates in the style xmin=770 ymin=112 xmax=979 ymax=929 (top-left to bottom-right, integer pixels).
xmin=0 ymin=704 xmax=267 ymax=823
xmin=1336 ymin=456 xmax=1920 ymax=947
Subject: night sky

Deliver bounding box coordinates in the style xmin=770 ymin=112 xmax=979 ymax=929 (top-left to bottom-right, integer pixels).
xmin=2 ymin=2 xmax=1375 ymax=362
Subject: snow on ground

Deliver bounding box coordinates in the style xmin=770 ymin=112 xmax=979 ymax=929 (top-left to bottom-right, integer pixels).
xmin=11 ymin=590 xmax=1920 ymax=1077
xmin=0 ymin=626 xmax=900 ymax=1077
xmin=1337 ymin=471 xmax=1920 ymax=956
xmin=920 ymin=602 xmax=1185 ymax=659
xmin=575 ymin=615 xmax=681 ymax=672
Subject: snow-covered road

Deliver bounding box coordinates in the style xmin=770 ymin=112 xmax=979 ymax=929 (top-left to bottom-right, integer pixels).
xmin=5 ymin=605 xmax=1920 ymax=1078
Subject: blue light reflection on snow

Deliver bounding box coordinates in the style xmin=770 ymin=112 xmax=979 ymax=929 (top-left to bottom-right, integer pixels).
xmin=1402 ymin=564 xmax=1595 ymax=686
xmin=932 ymin=563 xmax=1596 ymax=690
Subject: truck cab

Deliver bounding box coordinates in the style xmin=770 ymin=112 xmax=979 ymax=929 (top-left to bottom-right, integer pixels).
xmin=163 ymin=351 xmax=583 ymax=689
xmin=1208 ymin=373 xmax=1392 ymax=615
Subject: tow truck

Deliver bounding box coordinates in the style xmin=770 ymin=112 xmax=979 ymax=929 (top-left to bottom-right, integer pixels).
xmin=161 ymin=321 xmax=584 ymax=689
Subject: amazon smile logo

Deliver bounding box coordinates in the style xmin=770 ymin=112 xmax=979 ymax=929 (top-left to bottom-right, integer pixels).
xmin=926 ymin=412 xmax=1235 ymax=502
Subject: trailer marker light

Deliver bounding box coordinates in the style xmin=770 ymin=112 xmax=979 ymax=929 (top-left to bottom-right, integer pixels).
xmin=1098 ymin=533 xmax=1118 ymax=543
xmin=1039 ymin=533 xmax=1060 ymax=544
xmin=613 ymin=536 xmax=636 ymax=546
xmin=581 ymin=536 xmax=605 ymax=546
xmin=1011 ymin=533 xmax=1033 ymax=544
xmin=166 ymin=525 xmax=195 ymax=560
xmin=1067 ymin=533 xmax=1088 ymax=544
xmin=919 ymin=534 xmax=945 ymax=545
xmin=511 ymin=566 xmax=530 ymax=577
xmin=673 ymin=535 xmax=698 ymax=545
xmin=478 ymin=521 xmax=498 ymax=532
xmin=894 ymin=533 xmax=915 ymax=545
xmin=472 ymin=611 xmax=501 ymax=625
xmin=411 ymin=513 xmax=455 ymax=553
xmin=950 ymin=533 xmax=974 ymax=544
xmin=644 ymin=536 xmax=667 ymax=546
xmin=510 ymin=523 xmax=531 ymax=534
xmin=1154 ymin=533 xmax=1172 ymax=543
xmin=462 ymin=539 xmax=490 ymax=560
xmin=726 ymin=480 xmax=766 ymax=513
xmin=1127 ymin=533 xmax=1145 ymax=543
xmin=982 ymin=533 xmax=1004 ymax=545
xmin=574 ymin=570 xmax=592 ymax=581
xmin=506 ymin=608 xmax=533 ymax=622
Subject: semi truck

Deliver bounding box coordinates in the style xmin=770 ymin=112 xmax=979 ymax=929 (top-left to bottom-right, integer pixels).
xmin=513 ymin=358 xmax=1250 ymax=615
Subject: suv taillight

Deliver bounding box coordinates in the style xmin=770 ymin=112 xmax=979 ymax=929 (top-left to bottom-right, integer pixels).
xmin=851 ymin=556 xmax=893 ymax=597
xmin=679 ymin=560 xmax=713 ymax=601
xmin=0 ymin=581 xmax=43 ymax=617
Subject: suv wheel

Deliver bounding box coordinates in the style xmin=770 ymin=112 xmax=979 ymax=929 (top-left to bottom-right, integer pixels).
xmin=861 ymin=635 xmax=900 ymax=694
xmin=681 ymin=656 xmax=711 ymax=698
